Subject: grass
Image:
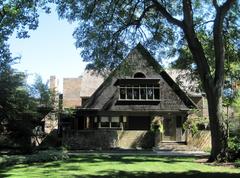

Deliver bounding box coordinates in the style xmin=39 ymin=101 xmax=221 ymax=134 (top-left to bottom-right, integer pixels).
xmin=0 ymin=154 xmax=240 ymax=178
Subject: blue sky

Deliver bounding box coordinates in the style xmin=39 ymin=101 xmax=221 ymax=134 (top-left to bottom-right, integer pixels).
xmin=8 ymin=7 xmax=87 ymax=90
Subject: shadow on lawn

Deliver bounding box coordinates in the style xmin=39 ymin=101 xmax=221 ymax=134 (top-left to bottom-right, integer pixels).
xmin=67 ymin=154 xmax=196 ymax=164
xmin=74 ymin=170 xmax=240 ymax=178
xmin=0 ymin=155 xmax=239 ymax=178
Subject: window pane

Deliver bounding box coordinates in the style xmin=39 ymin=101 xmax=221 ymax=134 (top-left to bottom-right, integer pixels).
xmin=100 ymin=116 xmax=110 ymax=127
xmin=111 ymin=122 xmax=120 ymax=127
xmin=134 ymin=88 xmax=139 ymax=99
xmin=101 ymin=117 xmax=109 ymax=122
xmin=127 ymin=88 xmax=133 ymax=99
xmin=111 ymin=117 xmax=120 ymax=128
xmin=140 ymin=88 xmax=146 ymax=99
xmin=101 ymin=122 xmax=110 ymax=127
xmin=120 ymin=87 xmax=126 ymax=99
xmin=147 ymin=88 xmax=153 ymax=99
xmin=111 ymin=117 xmax=120 ymax=122
xmin=154 ymin=88 xmax=160 ymax=99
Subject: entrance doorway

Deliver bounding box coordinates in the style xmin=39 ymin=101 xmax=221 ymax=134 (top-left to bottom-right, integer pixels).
xmin=162 ymin=116 xmax=176 ymax=141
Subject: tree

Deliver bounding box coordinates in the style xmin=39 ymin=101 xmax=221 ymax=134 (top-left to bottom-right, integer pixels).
xmin=0 ymin=0 xmax=51 ymax=75
xmin=171 ymin=29 xmax=240 ymax=138
xmin=0 ymin=58 xmax=53 ymax=151
xmin=56 ymin=0 xmax=240 ymax=161
xmin=0 ymin=0 xmax=49 ymax=133
xmin=0 ymin=1 xmax=54 ymax=151
xmin=30 ymin=74 xmax=54 ymax=108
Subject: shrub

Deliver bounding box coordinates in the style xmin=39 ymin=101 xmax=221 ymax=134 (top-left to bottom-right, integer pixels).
xmin=183 ymin=114 xmax=208 ymax=135
xmin=235 ymin=159 xmax=240 ymax=167
xmin=227 ymin=136 xmax=240 ymax=161
xmin=0 ymin=148 xmax=69 ymax=168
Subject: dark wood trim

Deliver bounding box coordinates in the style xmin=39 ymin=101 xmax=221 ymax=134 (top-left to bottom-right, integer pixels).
xmin=114 ymin=78 xmax=160 ymax=85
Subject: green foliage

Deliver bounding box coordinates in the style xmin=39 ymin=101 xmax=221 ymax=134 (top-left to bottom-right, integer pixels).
xmin=0 ymin=56 xmax=53 ymax=151
xmin=183 ymin=110 xmax=209 ymax=135
xmin=232 ymin=90 xmax=240 ymax=118
xmin=0 ymin=149 xmax=69 ymax=168
xmin=235 ymin=159 xmax=240 ymax=167
xmin=0 ymin=0 xmax=51 ymax=42
xmin=30 ymin=74 xmax=54 ymax=108
xmin=227 ymin=136 xmax=240 ymax=161
xmin=150 ymin=118 xmax=163 ymax=133
xmin=171 ymin=35 xmax=240 ymax=103
xmin=55 ymin=0 xmax=240 ymax=73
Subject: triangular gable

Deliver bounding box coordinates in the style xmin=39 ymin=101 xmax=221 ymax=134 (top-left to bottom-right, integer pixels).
xmin=82 ymin=44 xmax=196 ymax=111
xmin=135 ymin=44 xmax=196 ymax=109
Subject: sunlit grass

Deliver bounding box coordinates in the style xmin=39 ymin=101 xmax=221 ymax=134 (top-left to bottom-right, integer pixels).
xmin=1 ymin=154 xmax=240 ymax=178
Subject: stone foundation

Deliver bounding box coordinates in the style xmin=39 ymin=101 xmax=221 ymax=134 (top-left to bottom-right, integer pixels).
xmin=62 ymin=130 xmax=154 ymax=150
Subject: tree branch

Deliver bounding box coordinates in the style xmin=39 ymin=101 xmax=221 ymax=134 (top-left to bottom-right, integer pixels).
xmin=183 ymin=0 xmax=194 ymax=27
xmin=220 ymin=0 xmax=235 ymax=16
xmin=151 ymin=0 xmax=183 ymax=28
xmin=113 ymin=4 xmax=155 ymax=38
xmin=0 ymin=7 xmax=7 ymax=24
xmin=213 ymin=0 xmax=236 ymax=86
xmin=212 ymin=0 xmax=219 ymax=10
xmin=181 ymin=0 xmax=213 ymax=92
xmin=194 ymin=20 xmax=214 ymax=28
xmin=87 ymin=0 xmax=98 ymax=19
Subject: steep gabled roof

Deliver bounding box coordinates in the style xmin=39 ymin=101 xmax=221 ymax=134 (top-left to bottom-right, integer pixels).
xmin=133 ymin=44 xmax=196 ymax=108
xmin=82 ymin=43 xmax=196 ymax=110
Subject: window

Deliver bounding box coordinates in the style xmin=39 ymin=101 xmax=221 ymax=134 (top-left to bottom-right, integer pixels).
xmin=140 ymin=88 xmax=146 ymax=99
xmin=147 ymin=87 xmax=153 ymax=99
xmin=99 ymin=116 xmax=121 ymax=128
xmin=133 ymin=86 xmax=139 ymax=99
xmin=119 ymin=84 xmax=160 ymax=100
xmin=127 ymin=87 xmax=133 ymax=99
xmin=111 ymin=117 xmax=120 ymax=128
xmin=134 ymin=72 xmax=146 ymax=78
xmin=120 ymin=87 xmax=126 ymax=99
xmin=100 ymin=117 xmax=110 ymax=128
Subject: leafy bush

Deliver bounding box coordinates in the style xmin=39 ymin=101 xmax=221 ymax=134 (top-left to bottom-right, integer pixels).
xmin=235 ymin=159 xmax=240 ymax=167
xmin=183 ymin=115 xmax=208 ymax=135
xmin=227 ymin=136 xmax=240 ymax=161
xmin=0 ymin=148 xmax=69 ymax=168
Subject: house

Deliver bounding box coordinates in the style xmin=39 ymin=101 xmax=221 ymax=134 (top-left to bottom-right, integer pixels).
xmin=62 ymin=71 xmax=104 ymax=109
xmin=61 ymin=44 xmax=211 ymax=150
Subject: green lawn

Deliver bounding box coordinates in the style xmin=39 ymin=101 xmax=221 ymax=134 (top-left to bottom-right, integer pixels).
xmin=0 ymin=154 xmax=240 ymax=178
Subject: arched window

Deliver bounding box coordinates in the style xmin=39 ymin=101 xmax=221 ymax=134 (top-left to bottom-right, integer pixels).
xmin=133 ymin=72 xmax=146 ymax=78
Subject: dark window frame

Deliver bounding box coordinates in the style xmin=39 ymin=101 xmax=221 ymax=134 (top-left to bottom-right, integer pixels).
xmin=119 ymin=84 xmax=160 ymax=101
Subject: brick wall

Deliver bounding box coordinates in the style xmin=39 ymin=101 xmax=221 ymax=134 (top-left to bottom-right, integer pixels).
xmin=63 ymin=77 xmax=82 ymax=108
xmin=62 ymin=130 xmax=154 ymax=150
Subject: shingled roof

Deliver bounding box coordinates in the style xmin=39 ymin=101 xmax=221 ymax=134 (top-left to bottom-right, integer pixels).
xmin=82 ymin=43 xmax=197 ymax=109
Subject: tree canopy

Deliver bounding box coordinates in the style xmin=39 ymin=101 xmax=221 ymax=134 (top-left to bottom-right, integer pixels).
xmin=0 ymin=0 xmax=53 ymax=151
xmin=56 ymin=0 xmax=239 ymax=71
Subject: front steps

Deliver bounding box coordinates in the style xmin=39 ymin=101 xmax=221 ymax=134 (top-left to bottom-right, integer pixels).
xmin=155 ymin=142 xmax=199 ymax=151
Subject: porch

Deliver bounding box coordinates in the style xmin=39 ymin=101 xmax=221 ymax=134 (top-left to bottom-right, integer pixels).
xmin=66 ymin=112 xmax=188 ymax=142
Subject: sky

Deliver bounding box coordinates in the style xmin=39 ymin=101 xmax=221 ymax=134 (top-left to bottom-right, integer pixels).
xmin=8 ymin=7 xmax=87 ymax=91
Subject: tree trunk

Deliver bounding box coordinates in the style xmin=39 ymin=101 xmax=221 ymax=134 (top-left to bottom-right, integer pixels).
xmin=206 ymin=87 xmax=228 ymax=162
xmin=153 ymin=0 xmax=234 ymax=162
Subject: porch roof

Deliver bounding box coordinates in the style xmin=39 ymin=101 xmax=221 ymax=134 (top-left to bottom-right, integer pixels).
xmin=75 ymin=109 xmax=189 ymax=117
